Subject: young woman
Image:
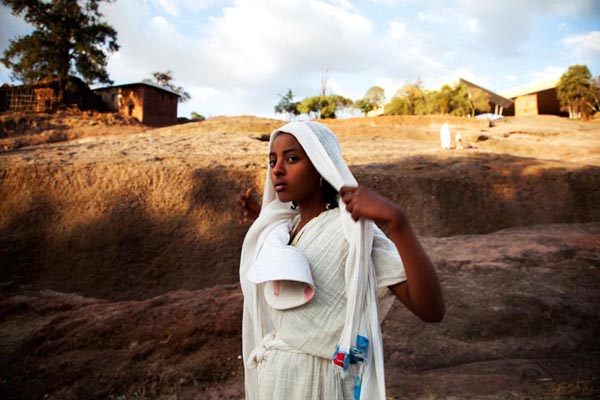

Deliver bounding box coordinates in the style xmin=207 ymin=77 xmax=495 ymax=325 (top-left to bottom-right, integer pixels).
xmin=238 ymin=121 xmax=444 ymax=400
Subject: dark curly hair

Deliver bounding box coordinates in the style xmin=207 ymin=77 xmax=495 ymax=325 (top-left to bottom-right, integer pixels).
xmin=322 ymin=178 xmax=339 ymax=209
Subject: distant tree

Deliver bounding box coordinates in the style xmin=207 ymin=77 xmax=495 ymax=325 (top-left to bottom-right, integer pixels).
xmin=433 ymin=84 xmax=454 ymax=114
xmin=589 ymin=76 xmax=600 ymax=115
xmin=447 ymin=83 xmax=471 ymax=117
xmin=1 ymin=0 xmax=119 ymax=101
xmin=331 ymin=94 xmax=353 ymax=118
xmin=384 ymin=80 xmax=491 ymax=117
xmin=297 ymin=94 xmax=352 ymax=119
xmin=384 ymin=80 xmax=426 ymax=115
xmin=191 ymin=111 xmax=205 ymax=121
xmin=384 ymin=95 xmax=409 ymax=115
xmin=461 ymin=84 xmax=490 ymax=117
xmin=274 ymin=89 xmax=300 ymax=120
xmin=443 ymin=83 xmax=491 ymax=117
xmin=320 ymin=98 xmax=337 ymax=119
xmin=144 ymin=70 xmax=191 ymax=103
xmin=557 ymin=64 xmax=593 ymax=119
xmin=404 ymin=81 xmax=426 ymax=115
xmin=365 ymin=86 xmax=386 ymax=105
xmin=354 ymin=86 xmax=385 ymax=116
xmin=298 ymin=96 xmax=322 ymax=119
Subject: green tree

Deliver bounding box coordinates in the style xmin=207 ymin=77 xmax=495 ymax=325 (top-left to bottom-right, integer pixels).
xmin=354 ymin=86 xmax=386 ymax=116
xmin=144 ymin=71 xmax=191 ymax=103
xmin=274 ymin=89 xmax=300 ymax=120
xmin=460 ymin=84 xmax=490 ymax=117
xmin=446 ymin=83 xmax=468 ymax=116
xmin=589 ymin=76 xmax=600 ymax=115
xmin=433 ymin=84 xmax=454 ymax=114
xmin=330 ymin=94 xmax=353 ymax=118
xmin=442 ymin=83 xmax=484 ymax=117
xmin=557 ymin=64 xmax=593 ymax=119
xmin=298 ymin=96 xmax=322 ymax=118
xmin=384 ymin=95 xmax=409 ymax=115
xmin=1 ymin=0 xmax=119 ymax=98
xmin=190 ymin=111 xmax=205 ymax=121
xmin=403 ymin=81 xmax=426 ymax=115
xmin=384 ymin=80 xmax=426 ymax=115
xmin=297 ymin=94 xmax=352 ymax=119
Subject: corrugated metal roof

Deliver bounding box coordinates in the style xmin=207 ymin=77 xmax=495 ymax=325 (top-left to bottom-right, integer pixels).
xmin=93 ymin=81 xmax=181 ymax=97
xmin=499 ymin=79 xmax=559 ymax=99
xmin=459 ymin=78 xmax=514 ymax=108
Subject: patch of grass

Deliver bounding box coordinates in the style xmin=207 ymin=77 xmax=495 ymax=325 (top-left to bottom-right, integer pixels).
xmin=528 ymin=376 xmax=599 ymax=399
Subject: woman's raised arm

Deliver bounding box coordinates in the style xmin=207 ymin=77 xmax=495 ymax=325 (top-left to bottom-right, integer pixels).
xmin=340 ymin=185 xmax=445 ymax=322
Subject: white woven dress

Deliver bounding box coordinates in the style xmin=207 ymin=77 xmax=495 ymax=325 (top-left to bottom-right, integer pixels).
xmin=254 ymin=209 xmax=406 ymax=399
xmin=241 ymin=120 xmax=407 ymax=399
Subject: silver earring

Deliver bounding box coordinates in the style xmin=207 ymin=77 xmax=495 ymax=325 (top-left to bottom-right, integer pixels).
xmin=319 ymin=177 xmax=323 ymax=187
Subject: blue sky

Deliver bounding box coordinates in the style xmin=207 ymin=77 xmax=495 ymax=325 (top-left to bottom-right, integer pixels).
xmin=1 ymin=0 xmax=599 ymax=119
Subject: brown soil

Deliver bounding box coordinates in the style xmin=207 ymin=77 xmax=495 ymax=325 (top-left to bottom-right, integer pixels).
xmin=0 ymin=113 xmax=599 ymax=399
xmin=0 ymin=109 xmax=147 ymax=151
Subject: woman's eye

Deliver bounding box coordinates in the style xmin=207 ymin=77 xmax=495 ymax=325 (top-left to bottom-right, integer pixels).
xmin=287 ymin=156 xmax=298 ymax=162
xmin=268 ymin=159 xmax=276 ymax=167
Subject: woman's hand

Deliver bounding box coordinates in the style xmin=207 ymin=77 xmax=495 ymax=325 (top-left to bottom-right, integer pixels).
xmin=238 ymin=187 xmax=261 ymax=224
xmin=339 ymin=185 xmax=403 ymax=227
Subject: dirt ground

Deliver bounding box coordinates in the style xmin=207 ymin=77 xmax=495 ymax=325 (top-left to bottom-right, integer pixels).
xmin=0 ymin=112 xmax=599 ymax=399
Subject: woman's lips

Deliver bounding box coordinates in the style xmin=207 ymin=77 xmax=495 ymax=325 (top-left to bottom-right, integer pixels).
xmin=274 ymin=182 xmax=287 ymax=192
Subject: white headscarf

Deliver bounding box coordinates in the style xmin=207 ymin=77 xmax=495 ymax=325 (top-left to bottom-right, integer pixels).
xmin=239 ymin=121 xmax=387 ymax=399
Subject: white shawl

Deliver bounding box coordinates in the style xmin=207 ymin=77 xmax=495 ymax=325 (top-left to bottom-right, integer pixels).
xmin=239 ymin=121 xmax=387 ymax=399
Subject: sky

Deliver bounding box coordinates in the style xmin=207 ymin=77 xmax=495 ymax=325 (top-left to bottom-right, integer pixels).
xmin=1 ymin=0 xmax=600 ymax=119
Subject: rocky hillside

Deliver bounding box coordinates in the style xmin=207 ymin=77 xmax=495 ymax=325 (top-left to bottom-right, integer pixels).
xmin=0 ymin=113 xmax=599 ymax=399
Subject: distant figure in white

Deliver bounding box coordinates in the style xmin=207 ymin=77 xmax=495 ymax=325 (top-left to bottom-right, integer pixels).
xmin=440 ymin=123 xmax=451 ymax=149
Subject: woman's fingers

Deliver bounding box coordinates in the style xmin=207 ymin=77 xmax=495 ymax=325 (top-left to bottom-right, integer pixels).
xmin=339 ymin=186 xmax=357 ymax=198
xmin=238 ymin=187 xmax=260 ymax=224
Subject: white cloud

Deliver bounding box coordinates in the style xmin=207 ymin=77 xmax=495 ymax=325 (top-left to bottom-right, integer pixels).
xmin=2 ymin=0 xmax=599 ymax=117
xmin=467 ymin=17 xmax=479 ymax=33
xmin=156 ymin=0 xmax=178 ymax=16
xmin=530 ymin=66 xmax=566 ymax=83
xmin=388 ymin=20 xmax=407 ymax=40
xmin=99 ymin=0 xmax=379 ymax=117
xmin=532 ymin=0 xmax=600 ymax=18
xmin=416 ymin=11 xmax=439 ymax=23
xmin=425 ymin=67 xmax=480 ymax=90
xmin=151 ymin=0 xmax=234 ymax=16
xmin=452 ymin=0 xmax=534 ymax=56
xmin=562 ymin=31 xmax=600 ymax=62
xmin=372 ymin=76 xmax=408 ymax=99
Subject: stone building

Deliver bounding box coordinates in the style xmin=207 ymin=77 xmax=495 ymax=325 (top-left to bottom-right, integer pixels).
xmin=94 ymin=82 xmax=180 ymax=127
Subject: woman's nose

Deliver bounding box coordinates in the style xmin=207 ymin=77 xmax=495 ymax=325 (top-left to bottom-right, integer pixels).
xmin=272 ymin=160 xmax=285 ymax=176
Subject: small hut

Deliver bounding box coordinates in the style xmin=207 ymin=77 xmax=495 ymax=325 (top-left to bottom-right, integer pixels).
xmin=0 ymin=76 xmax=100 ymax=113
xmin=94 ymin=82 xmax=180 ymax=127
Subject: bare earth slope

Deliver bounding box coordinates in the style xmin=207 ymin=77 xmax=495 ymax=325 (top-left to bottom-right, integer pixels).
xmin=0 ymin=114 xmax=599 ymax=399
xmin=1 ymin=223 xmax=598 ymax=399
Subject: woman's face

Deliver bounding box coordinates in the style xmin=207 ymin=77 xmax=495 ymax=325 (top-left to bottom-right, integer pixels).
xmin=269 ymin=133 xmax=322 ymax=205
